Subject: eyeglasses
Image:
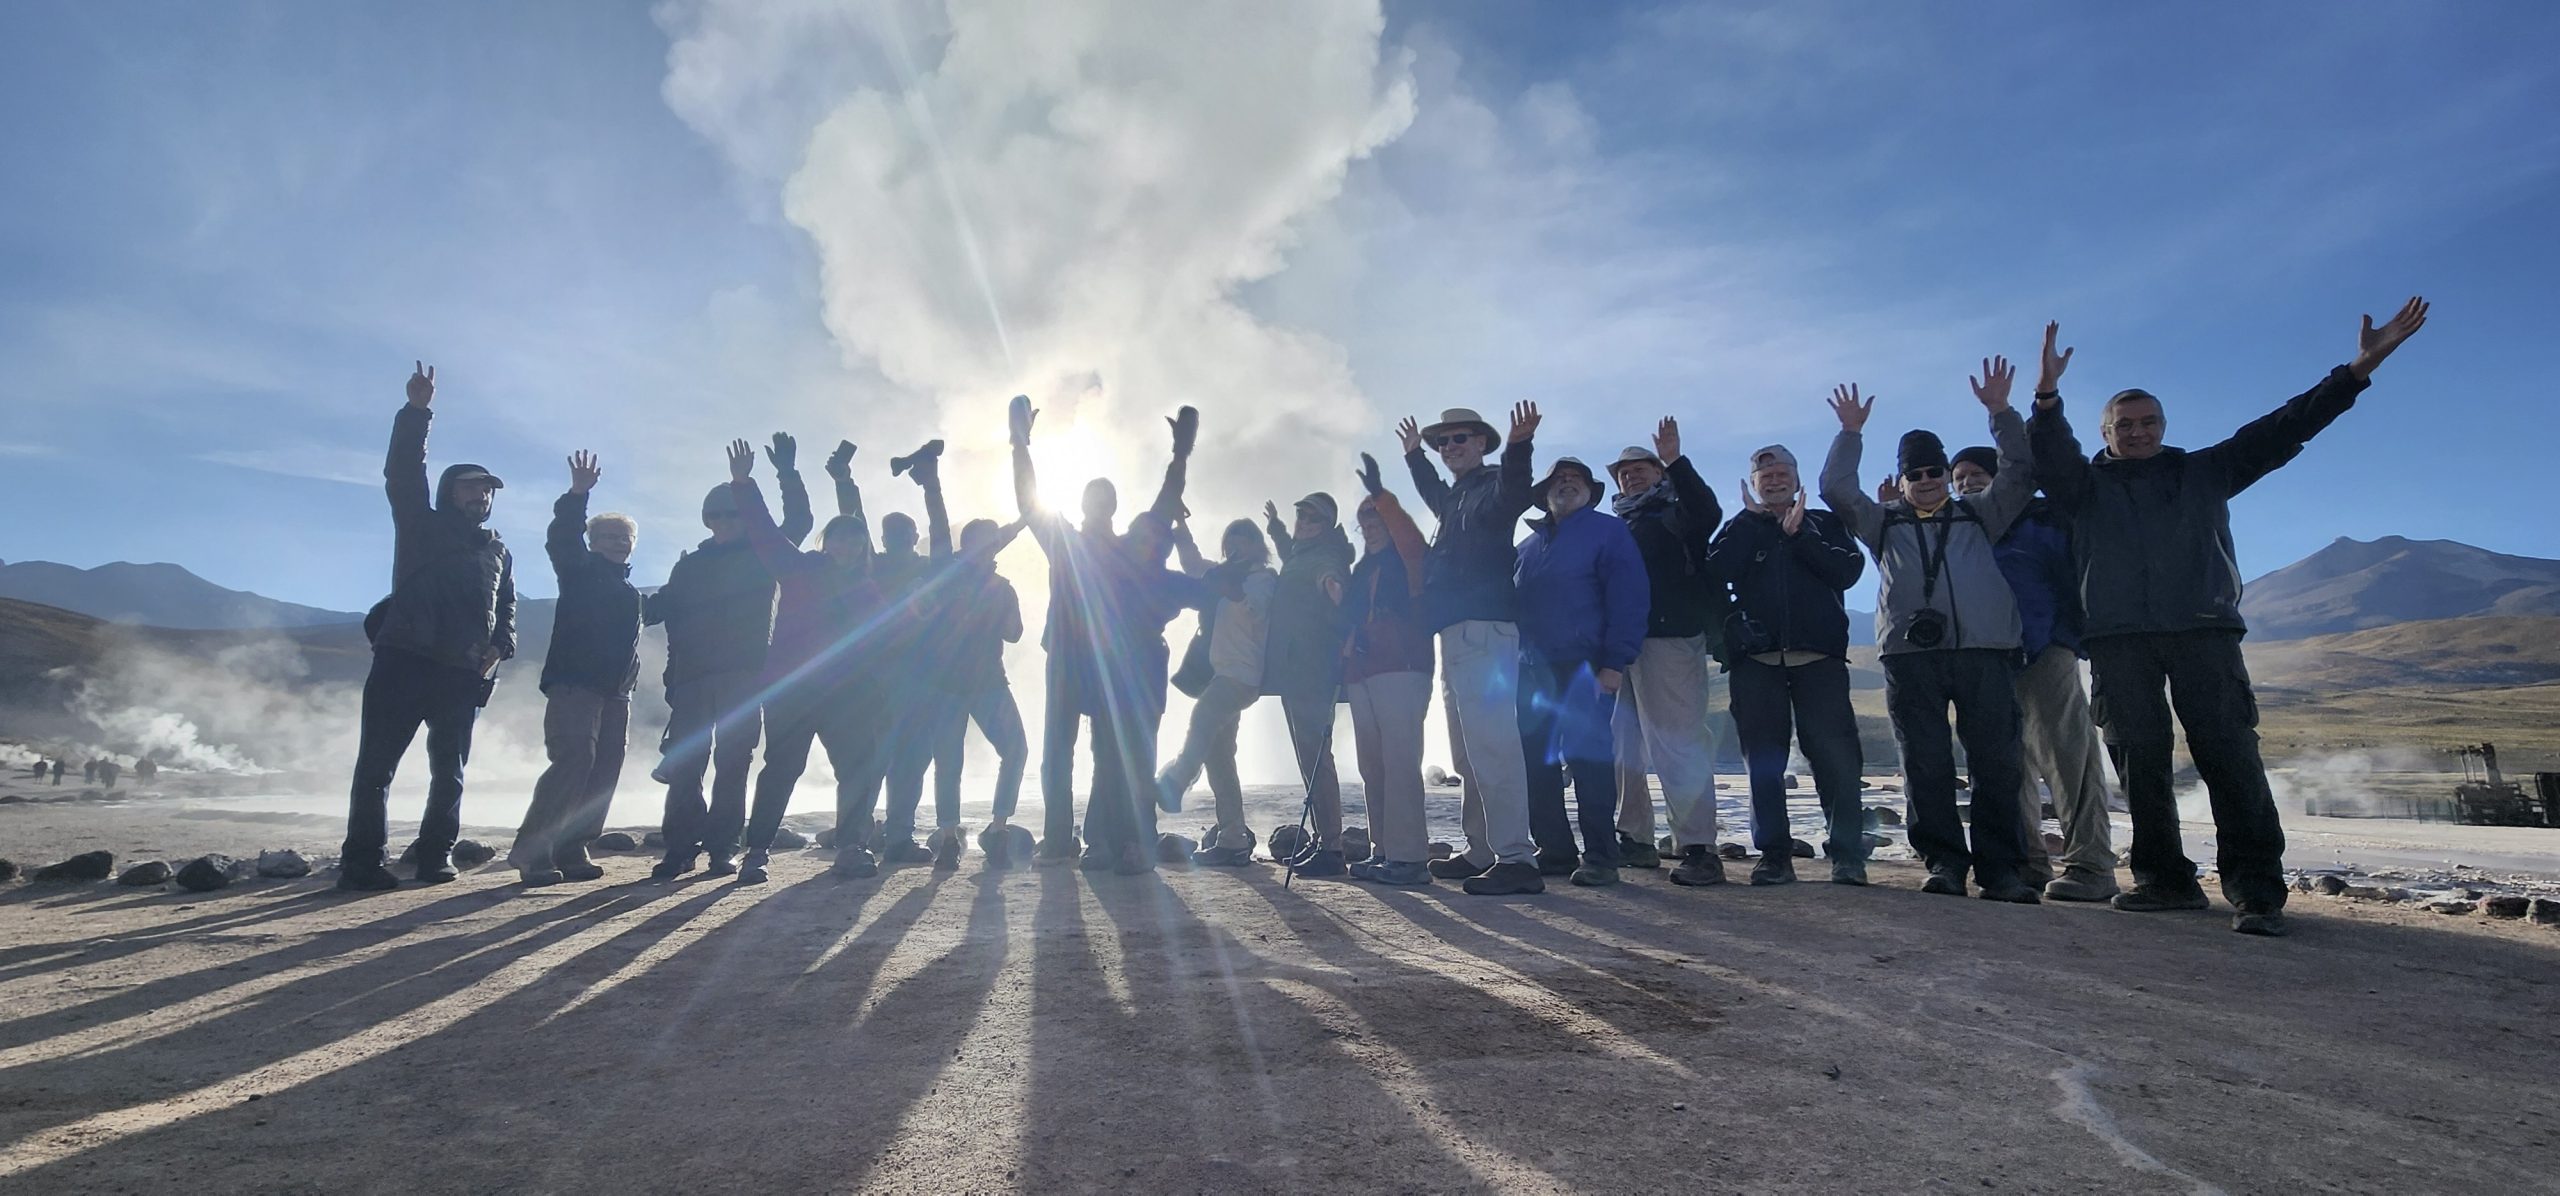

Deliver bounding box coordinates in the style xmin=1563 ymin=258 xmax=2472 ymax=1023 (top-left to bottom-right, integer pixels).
xmin=1903 ymin=466 xmax=1945 ymax=482
xmin=1428 ymin=434 xmax=1478 ymax=449
xmin=2109 ymin=416 xmax=2164 ymax=433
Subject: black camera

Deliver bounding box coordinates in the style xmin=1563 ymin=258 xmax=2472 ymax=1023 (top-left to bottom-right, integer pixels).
xmin=1906 ymin=609 xmax=1947 ymax=649
xmin=1725 ymin=609 xmax=1778 ymax=658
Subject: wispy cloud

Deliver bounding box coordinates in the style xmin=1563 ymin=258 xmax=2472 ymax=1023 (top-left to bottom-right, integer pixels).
xmin=195 ymin=445 xmax=377 ymax=487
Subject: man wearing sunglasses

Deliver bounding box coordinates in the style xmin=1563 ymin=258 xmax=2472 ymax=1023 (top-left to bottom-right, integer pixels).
xmin=1821 ymin=357 xmax=2041 ymax=903
xmin=2029 ymin=300 xmax=2431 ymax=937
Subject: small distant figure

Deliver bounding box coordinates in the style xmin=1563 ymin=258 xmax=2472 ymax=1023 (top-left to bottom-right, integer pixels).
xmin=82 ymin=758 xmax=98 ymax=783
xmin=50 ymin=760 xmax=65 ymax=785
xmin=97 ymin=760 xmax=121 ymax=790
xmin=135 ymin=755 xmax=159 ymax=783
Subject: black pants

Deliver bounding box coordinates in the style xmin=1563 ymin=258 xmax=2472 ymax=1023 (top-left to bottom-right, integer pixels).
xmin=1080 ymin=677 xmax=1167 ymax=859
xmin=1040 ymin=654 xmax=1096 ymax=849
xmin=746 ymin=686 xmax=878 ymax=855
xmin=883 ymin=690 xmax=966 ymax=845
xmin=2085 ymin=629 xmax=2286 ymax=909
xmin=1517 ymin=656 xmax=1621 ymax=867
xmin=1883 ymin=649 xmax=2030 ymax=888
xmin=1727 ymin=654 xmax=1866 ymax=859
xmin=660 ymin=667 xmax=763 ymax=859
xmin=344 ymin=649 xmax=483 ymax=868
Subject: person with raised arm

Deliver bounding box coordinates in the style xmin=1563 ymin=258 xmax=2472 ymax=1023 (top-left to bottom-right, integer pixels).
xmin=1157 ymin=517 xmax=1277 ymax=866
xmin=1605 ymin=417 xmax=1727 ymax=872
xmin=939 ymin=514 xmax=1035 ymax=869
xmin=1255 ymin=488 xmax=1356 ymax=876
xmin=1401 ymin=402 xmax=1544 ymax=895
xmin=339 ymin=362 xmax=516 ymax=892
xmin=869 ymin=443 xmax=972 ymax=868
xmin=2028 ymin=300 xmax=2430 ymax=936
xmin=508 ymin=451 xmax=642 ymax=886
xmin=1336 ymin=453 xmax=1438 ymax=885
xmin=1821 ymin=360 xmax=2041 ymax=903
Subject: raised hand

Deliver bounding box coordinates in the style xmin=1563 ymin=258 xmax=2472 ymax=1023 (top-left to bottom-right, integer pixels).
xmin=1780 ymin=494 xmax=1808 ymax=536
xmin=1356 ymin=451 xmax=1385 ymax=496
xmin=726 ymin=438 xmax=755 ymax=483
xmin=1263 ymin=500 xmax=1283 ymax=526
xmin=567 ymin=450 xmax=601 ymax=495
xmin=765 ymin=432 xmax=798 ymax=473
xmin=1827 ymin=384 xmax=1873 ymax=432
xmin=406 ymin=361 xmax=436 ymax=408
xmin=1970 ymin=355 xmax=2016 ymax=411
xmin=1395 ymin=417 xmax=1422 ymax=454
xmin=1008 ymin=395 xmax=1038 ymax=448
xmin=2350 ymin=295 xmax=2430 ymax=380
xmin=1654 ymin=416 xmax=1681 ymax=464
xmin=1168 ymin=405 xmax=1200 ymax=456
xmin=1508 ymin=401 xmax=1541 ymax=444
xmin=1738 ymin=478 xmax=1766 ymax=515
xmin=825 ymin=440 xmax=856 ymax=481
xmin=1875 ymin=476 xmax=1898 ymax=505
xmin=2037 ymin=321 xmax=2073 ymax=396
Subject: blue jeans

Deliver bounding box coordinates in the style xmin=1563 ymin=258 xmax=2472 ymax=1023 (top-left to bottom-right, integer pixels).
xmin=1517 ymin=656 xmax=1621 ymax=867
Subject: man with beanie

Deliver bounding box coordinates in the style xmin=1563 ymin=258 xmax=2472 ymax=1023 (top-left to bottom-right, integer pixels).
xmin=1259 ymin=489 xmax=1359 ymax=875
xmin=2029 ymin=302 xmax=2430 ymax=936
xmin=1947 ymin=441 xmax=2119 ymax=902
xmin=644 ymin=434 xmax=812 ymax=880
xmin=509 ymin=450 xmax=642 ymax=886
xmin=1513 ymin=456 xmax=1651 ymax=887
xmin=1604 ymin=417 xmax=1726 ymax=873
xmin=1339 ymin=452 xmax=1437 ymax=885
xmin=340 ymin=361 xmax=516 ymax=892
xmin=1399 ymin=402 xmax=1545 ymax=895
xmin=1160 ymin=517 xmax=1278 ymax=864
xmin=1821 ymin=360 xmax=2041 ymax=903
xmin=1702 ymin=445 xmax=1865 ymax=886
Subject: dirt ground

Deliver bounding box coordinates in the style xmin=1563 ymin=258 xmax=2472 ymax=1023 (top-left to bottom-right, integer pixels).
xmin=3 ymin=834 xmax=2558 ymax=1195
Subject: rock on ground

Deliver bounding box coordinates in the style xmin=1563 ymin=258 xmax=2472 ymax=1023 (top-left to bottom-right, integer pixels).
xmin=769 ymin=827 xmax=809 ymax=850
xmin=117 ymin=861 xmax=172 ymax=887
xmin=256 ymin=850 xmax=311 ymax=878
xmin=644 ymin=830 xmax=669 ymax=850
xmin=31 ymin=850 xmax=114 ymax=882
xmin=0 ymin=858 xmax=16 ymax=883
xmin=173 ymin=855 xmax=236 ymax=892
xmin=452 ymin=840 xmax=495 ymax=867
xmin=592 ymin=832 xmax=640 ymax=852
xmin=2532 ymin=898 xmax=2560 ymax=926
xmin=2482 ymin=895 xmax=2530 ymax=919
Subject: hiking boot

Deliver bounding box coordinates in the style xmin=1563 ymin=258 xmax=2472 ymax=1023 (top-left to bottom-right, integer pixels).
xmin=2111 ymin=884 xmax=2211 ymax=912
xmin=1035 ymin=835 xmax=1081 ymax=866
xmin=831 ymin=849 xmax=880 ymax=879
xmin=1569 ymin=864 xmax=1620 ymax=888
xmin=1113 ymin=843 xmax=1155 ymax=876
xmin=1977 ymin=880 xmax=2041 ymax=904
xmin=1829 ymin=859 xmax=1870 ymax=887
xmin=1618 ymin=834 xmax=1662 ymax=870
xmin=1429 ymin=856 xmax=1490 ymax=880
xmin=1290 ymin=849 xmax=1348 ymax=878
xmin=881 ymin=839 xmax=935 ymax=866
xmin=931 ymin=832 xmax=962 ymax=872
xmin=1193 ymin=844 xmax=1251 ymax=868
xmin=2043 ymin=870 xmax=2120 ymax=903
xmin=1670 ymin=847 xmax=1727 ymax=887
xmin=1461 ymin=861 xmax=1546 ymax=896
xmin=1749 ymin=852 xmax=1796 ymax=886
xmin=736 ymin=850 xmax=771 ymax=885
xmin=337 ymin=863 xmax=400 ymax=893
xmin=2231 ymin=903 xmax=2290 ymax=937
xmin=703 ymin=852 xmax=738 ymax=878
xmin=2024 ymin=866 xmax=2056 ymax=892
xmin=1920 ymin=866 xmax=1968 ymax=897
xmin=650 ymin=853 xmax=699 ymax=882
xmin=555 ymin=857 xmax=605 ymax=883
xmin=515 ymin=863 xmax=565 ymax=886
xmin=1535 ymin=851 xmax=1580 ymax=877
xmin=1366 ymin=860 xmax=1433 ymax=886
xmin=413 ymin=855 xmax=459 ymax=885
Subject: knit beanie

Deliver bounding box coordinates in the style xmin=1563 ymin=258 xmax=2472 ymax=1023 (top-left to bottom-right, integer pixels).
xmin=1951 ymin=445 xmax=1999 ymax=478
xmin=1897 ymin=430 xmax=1950 ymax=477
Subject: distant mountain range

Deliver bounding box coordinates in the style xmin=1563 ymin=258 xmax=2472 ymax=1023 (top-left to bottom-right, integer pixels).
xmin=2239 ymin=536 xmax=2560 ymax=641
xmin=0 ymin=561 xmax=362 ymax=630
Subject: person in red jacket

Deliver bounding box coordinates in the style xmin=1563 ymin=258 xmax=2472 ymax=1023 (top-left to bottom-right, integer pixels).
xmin=1336 ymin=453 xmax=1437 ymax=885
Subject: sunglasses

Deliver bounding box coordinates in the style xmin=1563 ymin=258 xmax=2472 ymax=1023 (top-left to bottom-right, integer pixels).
xmin=1429 ymin=434 xmax=1479 ymax=449
xmin=1903 ymin=466 xmax=1945 ymax=482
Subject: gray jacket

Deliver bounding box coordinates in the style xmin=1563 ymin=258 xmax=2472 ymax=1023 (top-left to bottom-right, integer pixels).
xmin=1820 ymin=407 xmax=2034 ymax=657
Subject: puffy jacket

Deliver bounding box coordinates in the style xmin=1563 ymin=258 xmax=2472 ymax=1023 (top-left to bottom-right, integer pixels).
xmin=371 ymin=406 xmax=516 ymax=674
xmin=538 ymin=490 xmax=641 ymax=696
xmin=941 ymin=565 xmax=1023 ymax=693
xmin=1617 ymin=455 xmax=1726 ymax=645
xmin=1342 ymin=493 xmax=1435 ymax=685
xmin=1701 ymin=507 xmax=1864 ymax=660
xmin=1405 ymin=438 xmax=1535 ymax=631
xmin=643 ymin=469 xmax=810 ymax=688
xmin=2030 ymin=366 xmax=2369 ymax=641
xmin=1992 ymin=500 xmax=2080 ymax=659
xmin=1821 ymin=407 xmax=2035 ymax=656
xmin=1513 ymin=506 xmax=1650 ymax=671
xmin=1262 ymin=524 xmax=1356 ymax=702
xmin=732 ymin=478 xmax=885 ymax=696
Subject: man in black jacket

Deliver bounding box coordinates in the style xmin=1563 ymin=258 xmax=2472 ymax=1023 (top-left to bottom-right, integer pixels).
xmin=340 ymin=362 xmax=516 ymax=892
xmin=1702 ymin=443 xmax=1866 ymax=887
xmin=1258 ymin=491 xmax=1357 ymax=876
xmin=2030 ymin=302 xmax=2429 ymax=936
xmin=1604 ymin=418 xmax=1725 ymax=880
xmin=509 ymin=450 xmax=641 ymax=886
xmin=645 ymin=434 xmax=812 ymax=880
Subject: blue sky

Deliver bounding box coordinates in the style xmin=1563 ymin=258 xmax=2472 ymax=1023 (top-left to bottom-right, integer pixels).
xmin=3 ymin=0 xmax=2554 ymax=615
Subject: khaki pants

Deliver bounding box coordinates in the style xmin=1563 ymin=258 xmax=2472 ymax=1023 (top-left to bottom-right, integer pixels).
xmin=1157 ymin=675 xmax=1259 ymax=849
xmin=515 ymin=684 xmax=630 ymax=866
xmin=2013 ymin=644 xmax=2118 ymax=880
xmin=1611 ymin=635 xmax=1724 ymax=849
xmin=1347 ymin=671 xmax=1432 ymax=862
xmin=1440 ymin=620 xmax=1535 ymax=867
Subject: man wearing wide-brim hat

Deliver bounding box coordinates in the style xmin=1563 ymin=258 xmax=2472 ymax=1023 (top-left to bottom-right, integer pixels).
xmin=1602 ymin=419 xmax=1731 ymax=886
xmin=1395 ymin=401 xmax=1547 ymax=895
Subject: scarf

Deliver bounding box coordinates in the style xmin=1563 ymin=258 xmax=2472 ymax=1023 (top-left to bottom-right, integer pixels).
xmin=1611 ymin=479 xmax=1673 ymax=520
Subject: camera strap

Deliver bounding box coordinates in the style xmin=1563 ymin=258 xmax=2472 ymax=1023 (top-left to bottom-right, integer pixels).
xmin=1918 ymin=515 xmax=1953 ymax=607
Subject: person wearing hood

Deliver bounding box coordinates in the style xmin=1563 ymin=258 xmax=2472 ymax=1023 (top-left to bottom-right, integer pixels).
xmin=1604 ymin=418 xmax=1728 ymax=875
xmin=2029 ymin=302 xmax=2429 ymax=937
xmin=725 ymin=439 xmax=894 ymax=885
xmin=1512 ymin=456 xmax=1650 ymax=887
xmin=644 ymin=433 xmax=812 ymax=881
xmin=1702 ymin=444 xmax=1866 ymax=888
xmin=1401 ymin=403 xmax=1546 ymax=896
xmin=508 ymin=450 xmax=642 ymax=886
xmin=1159 ymin=516 xmax=1278 ymax=866
xmin=1820 ymin=358 xmax=2041 ymax=903
xmin=1946 ymin=441 xmax=2119 ymax=903
xmin=340 ymin=362 xmax=517 ymax=892
xmin=1256 ymin=487 xmax=1358 ymax=875
xmin=1013 ymin=394 xmax=1200 ymax=873
xmin=1337 ymin=453 xmax=1437 ymax=885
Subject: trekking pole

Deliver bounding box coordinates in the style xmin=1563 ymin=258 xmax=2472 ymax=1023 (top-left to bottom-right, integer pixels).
xmin=1280 ymin=708 xmax=1335 ymax=890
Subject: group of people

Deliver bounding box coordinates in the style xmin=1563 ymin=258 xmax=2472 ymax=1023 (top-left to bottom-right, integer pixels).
xmin=21 ymin=756 xmax=153 ymax=788
xmin=335 ymin=297 xmax=2432 ymax=938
